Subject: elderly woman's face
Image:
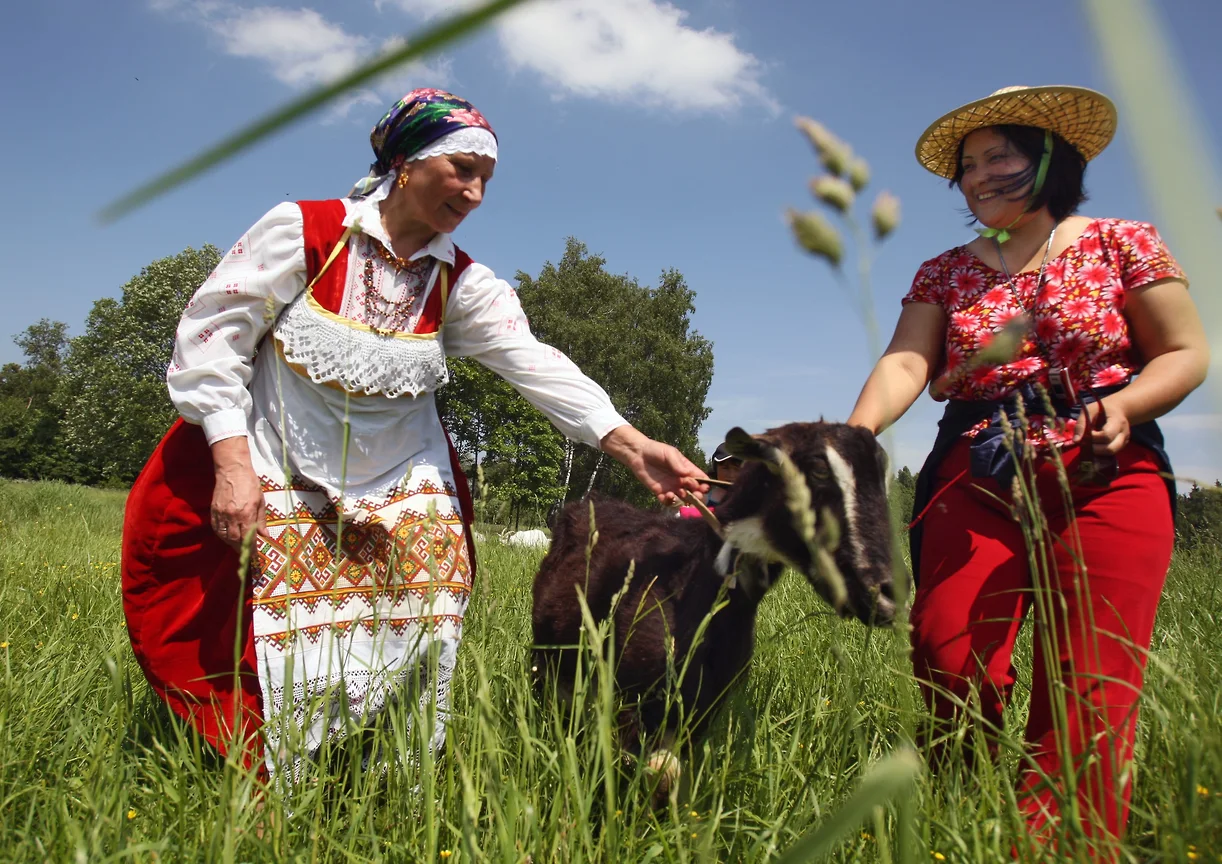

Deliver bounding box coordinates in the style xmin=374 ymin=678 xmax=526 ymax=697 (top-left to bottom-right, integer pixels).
xmin=397 ymin=151 xmax=496 ymax=235
xmin=958 ymin=127 xmax=1034 ymax=229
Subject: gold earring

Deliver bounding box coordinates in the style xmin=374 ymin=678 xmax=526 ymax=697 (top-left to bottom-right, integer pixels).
xmin=396 ymin=171 xmax=410 ymax=189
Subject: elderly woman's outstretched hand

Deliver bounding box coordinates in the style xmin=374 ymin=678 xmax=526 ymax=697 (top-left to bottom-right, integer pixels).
xmin=600 ymin=425 xmax=709 ymax=506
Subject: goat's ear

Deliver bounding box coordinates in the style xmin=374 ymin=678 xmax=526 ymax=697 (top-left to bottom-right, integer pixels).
xmin=723 ymin=427 xmax=779 ymax=464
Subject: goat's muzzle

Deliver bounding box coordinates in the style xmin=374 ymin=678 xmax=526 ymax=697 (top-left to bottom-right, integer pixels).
xmin=855 ymin=580 xmax=898 ymax=628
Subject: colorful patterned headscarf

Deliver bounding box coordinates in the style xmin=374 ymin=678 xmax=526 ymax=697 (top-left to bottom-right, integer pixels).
xmin=349 ymin=88 xmax=497 ymax=197
xmin=373 ymin=88 xmax=496 ymax=172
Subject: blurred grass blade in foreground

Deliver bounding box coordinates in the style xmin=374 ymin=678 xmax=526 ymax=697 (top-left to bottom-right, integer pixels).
xmin=98 ymin=0 xmax=532 ymax=224
xmin=774 ymin=748 xmax=921 ymax=863
xmin=1082 ymin=0 xmax=1222 ymax=402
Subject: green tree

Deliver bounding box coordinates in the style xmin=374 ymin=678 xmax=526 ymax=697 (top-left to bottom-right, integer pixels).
xmin=485 ymin=391 xmax=566 ymax=531
xmin=436 ymin=357 xmax=506 ymax=503
xmin=889 ymin=465 xmax=917 ymax=528
xmin=57 ymin=246 xmax=222 ymax=485
xmin=1175 ymin=481 xmax=1222 ymax=551
xmin=514 ymin=238 xmax=714 ymax=507
xmin=0 ymin=319 xmax=77 ymax=480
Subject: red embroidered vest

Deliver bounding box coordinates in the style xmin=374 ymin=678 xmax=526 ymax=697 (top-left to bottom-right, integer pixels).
xmin=296 ymin=199 xmax=474 ymax=332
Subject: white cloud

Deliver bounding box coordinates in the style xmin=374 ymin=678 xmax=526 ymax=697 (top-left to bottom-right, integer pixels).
xmin=155 ymin=0 xmax=448 ymax=113
xmin=384 ymin=0 xmax=776 ymax=113
xmin=213 ymin=6 xmax=372 ymax=86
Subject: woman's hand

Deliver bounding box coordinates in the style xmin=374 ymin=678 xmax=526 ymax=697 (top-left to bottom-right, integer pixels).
xmin=210 ymin=436 xmax=268 ymax=549
xmin=1073 ymin=398 xmax=1131 ymax=455
xmin=600 ymin=425 xmax=709 ymax=506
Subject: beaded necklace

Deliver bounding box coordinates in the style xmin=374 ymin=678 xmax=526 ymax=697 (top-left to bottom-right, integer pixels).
xmin=361 ymin=240 xmax=431 ymax=335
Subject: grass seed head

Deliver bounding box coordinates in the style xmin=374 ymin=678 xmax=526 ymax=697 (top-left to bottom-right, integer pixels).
xmin=974 ymin=316 xmax=1027 ymax=367
xmin=770 ymin=448 xmax=816 ymax=546
xmin=848 ymin=157 xmax=871 ymax=192
xmin=794 ymin=116 xmax=852 ymax=176
xmin=810 ymin=175 xmax=855 ymax=214
xmin=787 ymin=209 xmax=843 ymax=267
xmin=817 ymin=506 xmax=841 ymax=551
xmin=871 ymin=190 xmax=901 ymax=240
xmin=794 ymin=116 xmax=838 ymax=157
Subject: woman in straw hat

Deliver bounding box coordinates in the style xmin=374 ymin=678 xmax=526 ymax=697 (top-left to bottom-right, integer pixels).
xmin=847 ymin=86 xmax=1208 ymax=846
xmin=121 ymin=88 xmax=709 ymax=785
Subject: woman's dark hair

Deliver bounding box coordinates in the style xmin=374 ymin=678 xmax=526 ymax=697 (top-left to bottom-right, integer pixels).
xmin=951 ymin=125 xmax=1088 ymax=222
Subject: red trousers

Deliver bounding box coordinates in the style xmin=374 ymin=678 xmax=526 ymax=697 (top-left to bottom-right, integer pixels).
xmin=910 ymin=437 xmax=1173 ymax=846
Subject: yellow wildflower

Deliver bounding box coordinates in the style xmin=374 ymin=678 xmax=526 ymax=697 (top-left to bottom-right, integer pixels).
xmin=127 ymin=809 xmax=137 ymax=820
xmin=933 ymin=854 xmax=946 ymax=861
xmin=690 ymin=810 xmax=699 ymax=818
xmin=71 ymin=613 xmax=79 ymax=621
xmin=1197 ymin=784 xmax=1209 ymax=796
xmin=0 ymin=642 xmax=8 ymax=649
xmin=439 ymin=852 xmax=452 ymax=860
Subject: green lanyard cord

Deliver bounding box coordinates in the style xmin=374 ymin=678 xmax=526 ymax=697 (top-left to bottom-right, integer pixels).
xmin=976 ymin=130 xmax=1054 ymax=244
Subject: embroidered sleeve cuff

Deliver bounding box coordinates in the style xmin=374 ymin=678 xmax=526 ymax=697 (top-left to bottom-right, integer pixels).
xmin=582 ymin=407 xmax=630 ymax=449
xmin=201 ymin=409 xmax=249 ymax=445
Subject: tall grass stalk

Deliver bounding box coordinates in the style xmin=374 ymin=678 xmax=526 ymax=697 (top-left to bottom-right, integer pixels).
xmin=1082 ymin=0 xmax=1222 ymax=406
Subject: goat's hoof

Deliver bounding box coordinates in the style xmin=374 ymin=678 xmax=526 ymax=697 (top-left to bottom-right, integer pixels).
xmin=645 ymin=748 xmax=681 ymax=807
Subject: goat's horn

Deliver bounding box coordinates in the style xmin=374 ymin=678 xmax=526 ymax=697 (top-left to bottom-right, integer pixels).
xmin=722 ymin=427 xmax=778 ymax=463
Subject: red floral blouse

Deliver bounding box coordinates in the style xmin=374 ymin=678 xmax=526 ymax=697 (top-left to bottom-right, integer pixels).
xmin=903 ymin=218 xmax=1185 ymax=443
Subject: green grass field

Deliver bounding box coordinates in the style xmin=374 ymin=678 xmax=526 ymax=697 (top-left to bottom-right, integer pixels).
xmin=0 ymin=478 xmax=1218 ymax=862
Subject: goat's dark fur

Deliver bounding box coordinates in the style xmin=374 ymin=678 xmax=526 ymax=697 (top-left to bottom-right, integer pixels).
xmin=533 ymin=497 xmax=774 ymax=749
xmin=530 ymin=421 xmax=895 ymax=770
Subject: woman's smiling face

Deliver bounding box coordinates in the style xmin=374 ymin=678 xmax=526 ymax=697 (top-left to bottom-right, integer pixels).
xmin=396 ymin=151 xmax=496 ymax=236
xmin=958 ymin=127 xmax=1036 ymax=229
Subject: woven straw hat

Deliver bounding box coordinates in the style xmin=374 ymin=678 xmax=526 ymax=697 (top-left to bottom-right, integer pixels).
xmin=915 ymin=85 xmax=1117 ymax=179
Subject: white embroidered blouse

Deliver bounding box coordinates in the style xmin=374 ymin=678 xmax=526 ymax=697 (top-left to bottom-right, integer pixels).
xmin=167 ymin=179 xmax=628 ymax=469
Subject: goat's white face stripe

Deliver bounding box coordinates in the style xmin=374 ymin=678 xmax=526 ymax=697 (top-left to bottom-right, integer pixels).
xmin=825 ymin=443 xmax=869 ymax=572
xmin=722 ymin=517 xmax=801 ymax=572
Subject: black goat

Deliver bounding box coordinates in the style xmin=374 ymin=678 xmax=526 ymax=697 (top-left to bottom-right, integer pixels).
xmin=531 ymin=422 xmax=896 ymax=799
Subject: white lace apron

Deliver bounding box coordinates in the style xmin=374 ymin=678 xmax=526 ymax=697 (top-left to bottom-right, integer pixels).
xmin=245 ymin=225 xmax=472 ymax=784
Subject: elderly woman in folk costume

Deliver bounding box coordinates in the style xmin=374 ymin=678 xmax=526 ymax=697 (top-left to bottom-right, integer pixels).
xmin=122 ymin=89 xmax=709 ymax=782
xmin=847 ymin=86 xmax=1208 ymax=848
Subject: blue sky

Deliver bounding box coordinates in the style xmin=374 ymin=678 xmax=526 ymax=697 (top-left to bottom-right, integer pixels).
xmin=1 ymin=0 xmax=1219 ymax=486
